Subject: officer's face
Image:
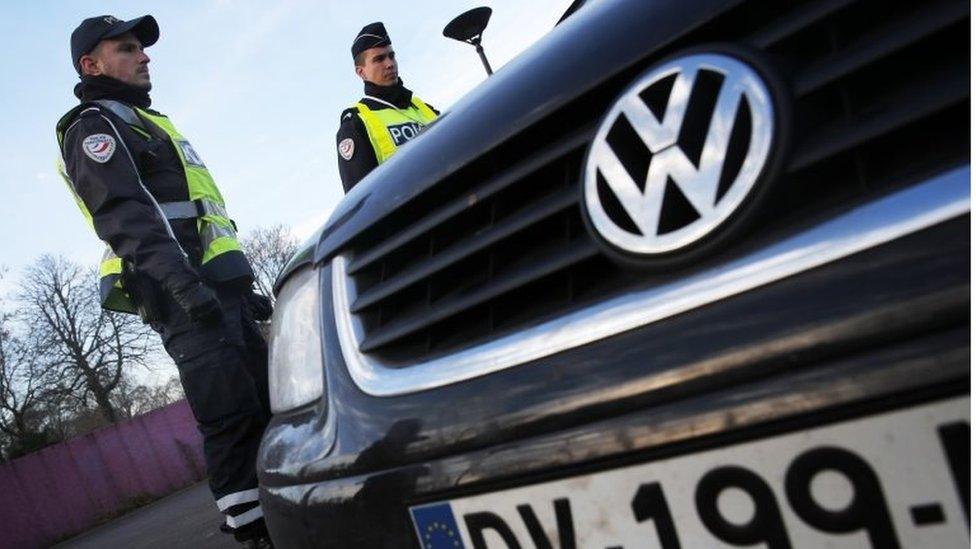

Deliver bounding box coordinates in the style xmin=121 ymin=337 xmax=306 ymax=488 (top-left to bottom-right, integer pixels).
xmin=356 ymin=46 xmax=398 ymax=87
xmin=81 ymin=33 xmax=152 ymax=90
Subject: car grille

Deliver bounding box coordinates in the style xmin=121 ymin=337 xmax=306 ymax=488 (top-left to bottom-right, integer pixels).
xmin=341 ymin=0 xmax=969 ymax=365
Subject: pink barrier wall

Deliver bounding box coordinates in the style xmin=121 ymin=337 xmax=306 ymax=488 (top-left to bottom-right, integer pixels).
xmin=0 ymin=400 xmax=206 ymax=549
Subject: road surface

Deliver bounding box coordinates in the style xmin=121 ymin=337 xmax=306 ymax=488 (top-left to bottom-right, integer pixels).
xmin=55 ymin=481 xmax=238 ymax=548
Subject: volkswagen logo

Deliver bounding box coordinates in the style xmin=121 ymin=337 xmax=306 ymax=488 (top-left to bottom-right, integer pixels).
xmin=583 ymin=50 xmax=782 ymax=263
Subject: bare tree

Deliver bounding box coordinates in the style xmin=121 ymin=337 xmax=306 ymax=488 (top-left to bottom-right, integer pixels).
xmin=114 ymin=375 xmax=185 ymax=418
xmin=18 ymin=255 xmax=155 ymax=424
xmin=0 ymin=340 xmax=52 ymax=456
xmin=0 ymin=286 xmax=56 ymax=458
xmin=240 ymin=224 xmax=299 ymax=303
xmin=109 ymin=376 xmax=142 ymax=420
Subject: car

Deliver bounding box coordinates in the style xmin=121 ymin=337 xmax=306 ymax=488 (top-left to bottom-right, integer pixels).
xmin=258 ymin=0 xmax=970 ymax=546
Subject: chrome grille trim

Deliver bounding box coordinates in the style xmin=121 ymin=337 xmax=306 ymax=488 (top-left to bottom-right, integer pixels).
xmin=332 ymin=166 xmax=970 ymax=397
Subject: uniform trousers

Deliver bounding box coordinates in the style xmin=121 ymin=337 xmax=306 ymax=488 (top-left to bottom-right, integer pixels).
xmin=150 ymin=285 xmax=271 ymax=536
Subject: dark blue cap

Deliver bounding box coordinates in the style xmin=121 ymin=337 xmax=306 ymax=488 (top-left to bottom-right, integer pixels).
xmin=352 ymin=22 xmax=391 ymax=59
xmin=71 ymin=15 xmax=159 ymax=74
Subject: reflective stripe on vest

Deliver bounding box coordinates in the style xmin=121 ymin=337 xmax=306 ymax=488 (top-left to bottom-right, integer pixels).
xmin=354 ymin=95 xmax=437 ymax=164
xmin=158 ymin=199 xmax=229 ymax=220
xmin=56 ymin=101 xmax=250 ymax=314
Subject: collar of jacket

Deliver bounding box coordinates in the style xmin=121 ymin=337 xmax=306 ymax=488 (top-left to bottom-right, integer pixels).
xmin=363 ymin=78 xmax=414 ymax=109
xmin=74 ymin=75 xmax=152 ymax=109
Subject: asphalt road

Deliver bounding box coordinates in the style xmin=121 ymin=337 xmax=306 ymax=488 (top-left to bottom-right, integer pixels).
xmin=55 ymin=481 xmax=239 ymax=549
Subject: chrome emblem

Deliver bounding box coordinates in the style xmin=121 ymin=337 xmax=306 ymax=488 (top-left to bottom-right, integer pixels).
xmin=583 ymin=53 xmax=775 ymax=256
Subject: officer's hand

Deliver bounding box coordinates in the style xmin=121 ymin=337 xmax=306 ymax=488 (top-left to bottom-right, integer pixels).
xmin=172 ymin=282 xmax=223 ymax=324
xmin=246 ymin=291 xmax=273 ymax=322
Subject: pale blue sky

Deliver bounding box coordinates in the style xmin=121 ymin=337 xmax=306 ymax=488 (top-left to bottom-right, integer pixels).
xmin=0 ymin=0 xmax=571 ymax=296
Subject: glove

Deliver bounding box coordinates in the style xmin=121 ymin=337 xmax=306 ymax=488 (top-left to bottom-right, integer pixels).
xmin=172 ymin=282 xmax=223 ymax=324
xmin=245 ymin=291 xmax=273 ymax=321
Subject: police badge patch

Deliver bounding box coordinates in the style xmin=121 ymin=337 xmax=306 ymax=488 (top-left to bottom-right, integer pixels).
xmin=339 ymin=138 xmax=355 ymax=161
xmin=82 ymin=134 xmax=116 ymax=163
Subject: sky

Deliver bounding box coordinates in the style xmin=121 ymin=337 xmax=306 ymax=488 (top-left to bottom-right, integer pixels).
xmin=0 ymin=0 xmax=572 ymax=296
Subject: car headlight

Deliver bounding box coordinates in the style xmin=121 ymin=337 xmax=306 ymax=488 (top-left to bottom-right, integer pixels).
xmin=268 ymin=267 xmax=324 ymax=413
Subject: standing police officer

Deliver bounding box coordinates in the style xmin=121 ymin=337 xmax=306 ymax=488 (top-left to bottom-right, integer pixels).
xmin=55 ymin=15 xmax=273 ymax=548
xmin=336 ymin=22 xmax=439 ymax=192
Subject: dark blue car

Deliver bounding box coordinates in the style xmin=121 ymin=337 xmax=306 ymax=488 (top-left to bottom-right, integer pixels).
xmin=259 ymin=0 xmax=970 ymax=546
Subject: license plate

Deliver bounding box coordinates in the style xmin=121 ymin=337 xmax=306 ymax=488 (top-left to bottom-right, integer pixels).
xmin=410 ymin=397 xmax=969 ymax=548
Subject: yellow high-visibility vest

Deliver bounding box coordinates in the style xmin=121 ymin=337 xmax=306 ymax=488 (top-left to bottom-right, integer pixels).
xmin=56 ymin=101 xmax=248 ymax=314
xmin=354 ymin=95 xmax=437 ymax=164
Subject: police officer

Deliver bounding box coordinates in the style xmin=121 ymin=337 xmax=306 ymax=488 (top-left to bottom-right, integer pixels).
xmin=336 ymin=22 xmax=439 ymax=192
xmin=55 ymin=15 xmax=273 ymax=548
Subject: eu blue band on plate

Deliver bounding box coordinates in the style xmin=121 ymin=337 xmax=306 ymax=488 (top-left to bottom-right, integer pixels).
xmin=410 ymin=502 xmax=466 ymax=549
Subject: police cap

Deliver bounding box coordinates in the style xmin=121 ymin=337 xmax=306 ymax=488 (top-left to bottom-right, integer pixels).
xmin=71 ymin=15 xmax=159 ymax=75
xmin=351 ymin=22 xmax=391 ymax=59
